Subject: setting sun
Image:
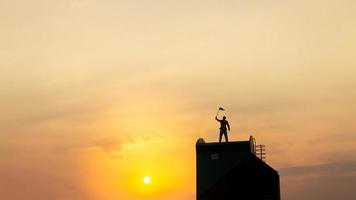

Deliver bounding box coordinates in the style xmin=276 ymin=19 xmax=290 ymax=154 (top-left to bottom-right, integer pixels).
xmin=143 ymin=176 xmax=151 ymax=184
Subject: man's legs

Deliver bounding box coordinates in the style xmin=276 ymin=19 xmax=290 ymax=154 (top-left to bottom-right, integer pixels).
xmin=223 ymin=132 xmax=228 ymax=142
xmin=219 ymin=130 xmax=228 ymax=142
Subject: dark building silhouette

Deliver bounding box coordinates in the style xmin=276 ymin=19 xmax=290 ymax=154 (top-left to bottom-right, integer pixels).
xmin=196 ymin=137 xmax=280 ymax=200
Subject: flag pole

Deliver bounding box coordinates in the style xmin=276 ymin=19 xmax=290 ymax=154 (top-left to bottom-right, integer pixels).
xmin=216 ymin=109 xmax=220 ymax=118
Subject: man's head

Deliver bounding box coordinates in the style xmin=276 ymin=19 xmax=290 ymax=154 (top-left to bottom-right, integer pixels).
xmin=223 ymin=116 xmax=226 ymax=120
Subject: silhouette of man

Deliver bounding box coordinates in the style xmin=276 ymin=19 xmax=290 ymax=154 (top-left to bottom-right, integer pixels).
xmin=215 ymin=116 xmax=230 ymax=142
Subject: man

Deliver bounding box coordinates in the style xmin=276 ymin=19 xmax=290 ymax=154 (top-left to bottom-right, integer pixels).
xmin=215 ymin=116 xmax=230 ymax=142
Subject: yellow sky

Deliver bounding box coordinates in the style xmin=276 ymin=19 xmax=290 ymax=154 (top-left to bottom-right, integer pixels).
xmin=1 ymin=0 xmax=356 ymax=200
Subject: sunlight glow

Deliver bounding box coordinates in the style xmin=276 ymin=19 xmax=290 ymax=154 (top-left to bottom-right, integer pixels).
xmin=143 ymin=176 xmax=151 ymax=184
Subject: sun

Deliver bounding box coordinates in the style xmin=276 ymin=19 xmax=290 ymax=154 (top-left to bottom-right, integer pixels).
xmin=143 ymin=176 xmax=151 ymax=184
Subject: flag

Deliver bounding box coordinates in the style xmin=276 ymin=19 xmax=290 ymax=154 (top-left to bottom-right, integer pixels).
xmin=219 ymin=107 xmax=225 ymax=111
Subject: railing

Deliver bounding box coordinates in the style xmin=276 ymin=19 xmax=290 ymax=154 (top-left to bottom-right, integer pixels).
xmin=249 ymin=136 xmax=266 ymax=162
xmin=255 ymin=144 xmax=266 ymax=162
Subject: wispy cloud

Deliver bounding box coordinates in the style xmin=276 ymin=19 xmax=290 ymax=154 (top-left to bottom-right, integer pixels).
xmin=280 ymin=160 xmax=356 ymax=176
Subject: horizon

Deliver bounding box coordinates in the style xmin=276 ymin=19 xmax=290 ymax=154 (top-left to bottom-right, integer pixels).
xmin=1 ymin=0 xmax=356 ymax=200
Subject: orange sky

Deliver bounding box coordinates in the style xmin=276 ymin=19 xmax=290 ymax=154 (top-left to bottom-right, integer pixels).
xmin=1 ymin=0 xmax=356 ymax=200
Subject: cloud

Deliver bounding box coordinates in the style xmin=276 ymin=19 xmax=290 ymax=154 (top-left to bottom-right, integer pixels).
xmin=0 ymin=138 xmax=93 ymax=200
xmin=110 ymin=152 xmax=125 ymax=160
xmin=94 ymin=137 xmax=124 ymax=153
xmin=92 ymin=134 xmax=158 ymax=160
xmin=282 ymin=174 xmax=356 ymax=200
xmin=279 ymin=160 xmax=356 ymax=176
xmin=280 ymin=160 xmax=356 ymax=200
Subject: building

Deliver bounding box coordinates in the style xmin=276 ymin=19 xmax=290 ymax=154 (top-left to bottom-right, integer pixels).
xmin=196 ymin=137 xmax=280 ymax=200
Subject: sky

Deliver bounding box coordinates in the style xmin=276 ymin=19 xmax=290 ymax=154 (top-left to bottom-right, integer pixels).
xmin=1 ymin=0 xmax=356 ymax=199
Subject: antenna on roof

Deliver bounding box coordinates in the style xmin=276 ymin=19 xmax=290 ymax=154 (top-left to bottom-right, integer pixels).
xmin=250 ymin=136 xmax=266 ymax=162
xmin=255 ymin=144 xmax=266 ymax=162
